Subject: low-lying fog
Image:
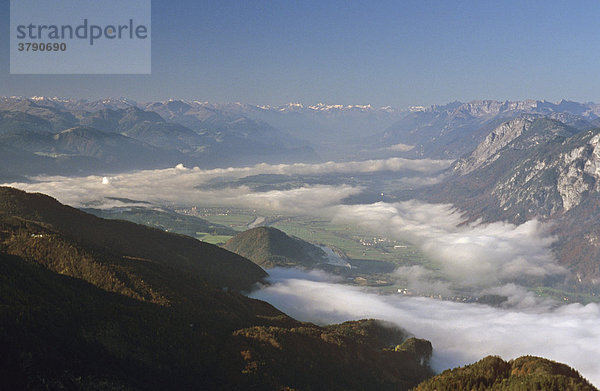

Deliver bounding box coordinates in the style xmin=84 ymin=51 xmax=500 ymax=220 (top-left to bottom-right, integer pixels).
xmin=251 ymin=268 xmax=600 ymax=387
xmin=2 ymin=157 xmax=450 ymax=209
xmin=3 ymin=159 xmax=597 ymax=386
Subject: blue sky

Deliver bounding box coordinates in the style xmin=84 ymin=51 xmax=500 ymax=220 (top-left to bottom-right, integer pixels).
xmin=2 ymin=0 xmax=600 ymax=107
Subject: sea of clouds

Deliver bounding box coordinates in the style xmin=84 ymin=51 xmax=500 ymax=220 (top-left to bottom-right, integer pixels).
xmin=3 ymin=157 xmax=448 ymax=209
xmin=3 ymin=158 xmax=597 ymax=385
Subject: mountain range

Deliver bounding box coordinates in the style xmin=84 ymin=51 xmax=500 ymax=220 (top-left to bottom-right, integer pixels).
xmin=380 ymin=99 xmax=600 ymax=159
xmin=6 ymin=96 xmax=600 ymax=162
xmin=0 ymin=97 xmax=318 ymax=178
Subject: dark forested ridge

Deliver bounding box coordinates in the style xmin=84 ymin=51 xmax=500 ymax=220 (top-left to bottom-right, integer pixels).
xmin=0 ymin=187 xmax=433 ymax=390
xmin=0 ymin=186 xmax=266 ymax=292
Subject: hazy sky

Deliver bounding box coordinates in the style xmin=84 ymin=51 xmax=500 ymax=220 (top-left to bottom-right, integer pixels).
xmin=2 ymin=0 xmax=600 ymax=107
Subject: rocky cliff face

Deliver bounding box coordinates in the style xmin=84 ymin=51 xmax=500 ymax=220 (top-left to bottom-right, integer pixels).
xmin=447 ymin=118 xmax=590 ymax=218
xmin=556 ymin=134 xmax=600 ymax=211
xmin=453 ymin=117 xmax=533 ymax=175
xmin=490 ymin=130 xmax=600 ymax=217
xmin=427 ymin=119 xmax=600 ymax=284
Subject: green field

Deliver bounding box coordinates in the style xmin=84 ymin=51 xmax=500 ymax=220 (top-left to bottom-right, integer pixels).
xmin=197 ymin=209 xmax=431 ymax=266
xmin=533 ymin=286 xmax=600 ymax=305
xmin=270 ymin=216 xmax=430 ymax=267
xmin=198 ymin=208 xmax=434 ymax=284
xmin=195 ymin=233 xmax=234 ymax=245
xmin=190 ymin=209 xmax=259 ymax=231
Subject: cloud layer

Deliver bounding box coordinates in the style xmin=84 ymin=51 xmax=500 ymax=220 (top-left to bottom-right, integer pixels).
xmin=4 ymin=167 xmax=362 ymax=212
xmin=251 ymin=268 xmax=600 ymax=387
xmin=191 ymin=157 xmax=452 ymax=177
xmin=333 ymin=202 xmax=565 ymax=289
xmin=3 ymin=157 xmax=449 ymax=210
